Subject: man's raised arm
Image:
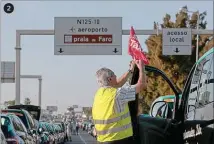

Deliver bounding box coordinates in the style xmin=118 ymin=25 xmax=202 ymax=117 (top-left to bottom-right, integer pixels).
xmin=115 ymin=61 xmax=135 ymax=88
xmin=135 ymin=60 xmax=147 ymax=94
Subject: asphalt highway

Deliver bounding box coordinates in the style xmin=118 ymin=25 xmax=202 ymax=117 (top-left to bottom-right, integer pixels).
xmin=65 ymin=130 xmax=97 ymax=144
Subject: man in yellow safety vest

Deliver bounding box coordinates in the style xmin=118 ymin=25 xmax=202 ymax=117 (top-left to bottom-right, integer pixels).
xmin=92 ymin=60 xmax=147 ymax=144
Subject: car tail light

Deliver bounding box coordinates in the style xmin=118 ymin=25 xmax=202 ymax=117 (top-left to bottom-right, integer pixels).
xmin=6 ymin=137 xmax=19 ymax=144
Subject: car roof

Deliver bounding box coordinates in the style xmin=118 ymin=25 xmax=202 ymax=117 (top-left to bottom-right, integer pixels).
xmin=0 ymin=114 xmax=12 ymax=121
xmin=0 ymin=113 xmax=9 ymax=117
xmin=196 ymin=47 xmax=214 ymax=64
xmin=3 ymin=109 xmax=22 ymax=112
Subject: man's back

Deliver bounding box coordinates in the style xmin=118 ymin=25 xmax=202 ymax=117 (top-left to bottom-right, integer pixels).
xmin=92 ymin=86 xmax=133 ymax=143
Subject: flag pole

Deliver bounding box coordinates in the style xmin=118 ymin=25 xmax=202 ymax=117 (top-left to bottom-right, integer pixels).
xmin=128 ymin=65 xmax=140 ymax=142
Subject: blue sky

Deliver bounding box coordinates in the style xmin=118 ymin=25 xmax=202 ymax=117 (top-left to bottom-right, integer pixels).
xmin=1 ymin=1 xmax=213 ymax=113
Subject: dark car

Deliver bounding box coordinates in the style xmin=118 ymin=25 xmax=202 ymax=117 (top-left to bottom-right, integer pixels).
xmin=39 ymin=122 xmax=56 ymax=143
xmin=126 ymin=48 xmax=214 ymax=144
xmin=1 ymin=113 xmax=33 ymax=143
xmin=38 ymin=121 xmax=51 ymax=144
xmin=54 ymin=122 xmax=66 ymax=143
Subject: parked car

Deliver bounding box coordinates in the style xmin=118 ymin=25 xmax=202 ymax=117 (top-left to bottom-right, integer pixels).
xmin=54 ymin=124 xmax=64 ymax=143
xmin=7 ymin=113 xmax=35 ymax=143
xmin=34 ymin=119 xmax=42 ymax=144
xmin=38 ymin=121 xmax=52 ymax=144
xmin=7 ymin=104 xmax=42 ymax=144
xmin=54 ymin=122 xmax=66 ymax=143
xmin=1 ymin=113 xmax=30 ymax=143
xmin=43 ymin=122 xmax=58 ymax=143
xmin=50 ymin=123 xmax=61 ymax=143
xmin=2 ymin=108 xmax=37 ymax=142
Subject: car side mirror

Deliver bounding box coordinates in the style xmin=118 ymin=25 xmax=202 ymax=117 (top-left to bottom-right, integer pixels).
xmin=151 ymin=101 xmax=168 ymax=118
xmin=29 ymin=129 xmax=37 ymax=135
xmin=38 ymin=128 xmax=43 ymax=134
xmin=27 ymin=130 xmax=32 ymax=135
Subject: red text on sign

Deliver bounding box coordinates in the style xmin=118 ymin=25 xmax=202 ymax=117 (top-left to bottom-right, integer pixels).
xmin=64 ymin=35 xmax=113 ymax=44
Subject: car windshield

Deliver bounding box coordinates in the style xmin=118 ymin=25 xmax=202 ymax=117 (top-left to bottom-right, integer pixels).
xmin=46 ymin=123 xmax=54 ymax=132
xmin=1 ymin=116 xmax=16 ymax=138
xmin=13 ymin=112 xmax=29 ymax=129
xmin=29 ymin=111 xmax=39 ymax=120
xmin=23 ymin=110 xmax=36 ymax=129
xmin=40 ymin=123 xmax=47 ymax=131
xmin=34 ymin=120 xmax=39 ymax=129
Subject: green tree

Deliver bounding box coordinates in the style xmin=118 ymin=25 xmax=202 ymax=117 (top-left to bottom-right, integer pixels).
xmin=4 ymin=100 xmax=15 ymax=106
xmin=24 ymin=97 xmax=31 ymax=105
xmin=83 ymin=107 xmax=92 ymax=117
xmin=138 ymin=6 xmax=213 ymax=114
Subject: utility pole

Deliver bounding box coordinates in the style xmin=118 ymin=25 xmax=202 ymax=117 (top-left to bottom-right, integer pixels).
xmin=180 ymin=7 xmax=200 ymax=62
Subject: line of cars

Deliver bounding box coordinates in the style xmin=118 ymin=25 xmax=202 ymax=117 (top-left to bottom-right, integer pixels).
xmin=0 ymin=104 xmax=67 ymax=144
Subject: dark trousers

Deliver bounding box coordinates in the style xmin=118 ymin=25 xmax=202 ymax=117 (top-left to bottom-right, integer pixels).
xmin=65 ymin=133 xmax=68 ymax=141
xmin=97 ymin=136 xmax=133 ymax=144
xmin=76 ymin=127 xmax=79 ymax=134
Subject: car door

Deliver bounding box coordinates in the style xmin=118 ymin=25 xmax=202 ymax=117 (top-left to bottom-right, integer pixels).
xmin=15 ymin=116 xmax=35 ymax=143
xmin=129 ymin=65 xmax=182 ymax=144
xmin=183 ymin=48 xmax=214 ymax=144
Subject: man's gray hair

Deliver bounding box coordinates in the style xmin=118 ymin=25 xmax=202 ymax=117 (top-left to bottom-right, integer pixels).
xmin=96 ymin=67 xmax=114 ymax=87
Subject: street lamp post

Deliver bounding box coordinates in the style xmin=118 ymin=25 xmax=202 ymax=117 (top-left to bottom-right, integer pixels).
xmin=196 ymin=11 xmax=200 ymax=62
xmin=180 ymin=7 xmax=200 ymax=62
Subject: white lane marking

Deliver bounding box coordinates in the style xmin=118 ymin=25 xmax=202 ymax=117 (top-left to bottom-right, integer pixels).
xmin=79 ymin=134 xmax=87 ymax=144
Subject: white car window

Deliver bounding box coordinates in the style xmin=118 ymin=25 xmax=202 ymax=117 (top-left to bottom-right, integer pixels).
xmin=194 ymin=53 xmax=213 ymax=121
xmin=186 ymin=50 xmax=213 ymax=120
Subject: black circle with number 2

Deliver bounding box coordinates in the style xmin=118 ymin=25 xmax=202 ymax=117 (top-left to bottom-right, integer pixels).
xmin=4 ymin=3 xmax=14 ymax=14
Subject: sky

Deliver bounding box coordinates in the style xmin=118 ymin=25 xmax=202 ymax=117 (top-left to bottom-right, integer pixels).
xmin=0 ymin=1 xmax=213 ymax=113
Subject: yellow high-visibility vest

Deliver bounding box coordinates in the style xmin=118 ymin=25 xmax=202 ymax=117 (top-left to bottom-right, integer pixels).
xmin=92 ymin=87 xmax=133 ymax=142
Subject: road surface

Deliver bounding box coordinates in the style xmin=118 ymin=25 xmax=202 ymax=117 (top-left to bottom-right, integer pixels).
xmin=65 ymin=130 xmax=97 ymax=144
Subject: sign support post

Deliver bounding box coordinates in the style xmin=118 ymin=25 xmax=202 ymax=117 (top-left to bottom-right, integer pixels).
xmin=15 ymin=28 xmax=213 ymax=105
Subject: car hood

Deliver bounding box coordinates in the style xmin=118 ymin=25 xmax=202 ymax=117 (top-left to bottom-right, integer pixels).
xmin=8 ymin=105 xmax=41 ymax=121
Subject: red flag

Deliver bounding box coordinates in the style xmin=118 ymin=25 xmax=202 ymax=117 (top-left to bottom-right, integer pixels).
xmin=128 ymin=26 xmax=149 ymax=65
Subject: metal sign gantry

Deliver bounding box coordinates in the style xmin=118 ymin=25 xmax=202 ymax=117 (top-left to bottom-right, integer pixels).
xmin=14 ymin=29 xmax=213 ymax=105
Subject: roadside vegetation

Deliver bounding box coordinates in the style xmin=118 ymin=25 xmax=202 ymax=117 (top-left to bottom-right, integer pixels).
xmin=139 ymin=6 xmax=213 ymax=114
